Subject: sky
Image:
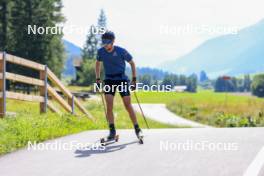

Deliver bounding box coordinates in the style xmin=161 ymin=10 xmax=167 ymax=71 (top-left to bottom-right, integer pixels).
xmin=62 ymin=0 xmax=264 ymax=67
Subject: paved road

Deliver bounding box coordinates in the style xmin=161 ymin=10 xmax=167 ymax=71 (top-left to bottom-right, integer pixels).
xmin=133 ymin=104 xmax=209 ymax=127
xmin=1 ymin=128 xmax=264 ymax=176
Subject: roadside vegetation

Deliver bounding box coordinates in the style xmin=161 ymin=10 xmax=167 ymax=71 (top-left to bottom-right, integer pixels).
xmin=136 ymin=90 xmax=264 ymax=127
xmin=0 ymin=95 xmax=177 ymax=155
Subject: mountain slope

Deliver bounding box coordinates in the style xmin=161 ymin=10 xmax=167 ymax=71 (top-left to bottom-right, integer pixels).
xmin=160 ymin=20 xmax=264 ymax=77
xmin=63 ymin=40 xmax=82 ymax=77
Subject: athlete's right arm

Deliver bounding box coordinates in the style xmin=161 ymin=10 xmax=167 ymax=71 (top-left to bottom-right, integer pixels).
xmin=95 ymin=60 xmax=101 ymax=82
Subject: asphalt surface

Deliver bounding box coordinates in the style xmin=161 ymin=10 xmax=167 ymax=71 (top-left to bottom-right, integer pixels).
xmin=0 ymin=128 xmax=264 ymax=176
xmin=133 ymin=104 xmax=209 ymax=127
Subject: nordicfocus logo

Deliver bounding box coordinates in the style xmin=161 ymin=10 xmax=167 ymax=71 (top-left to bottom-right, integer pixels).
xmin=27 ymin=24 xmax=106 ymax=35
xmin=159 ymin=24 xmax=240 ymax=36
xmin=93 ymin=82 xmax=172 ymax=92
xmin=160 ymin=140 xmax=239 ymax=152
xmin=27 ymin=141 xmax=106 ymax=151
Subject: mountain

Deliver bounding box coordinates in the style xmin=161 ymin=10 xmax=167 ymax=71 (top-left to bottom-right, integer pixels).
xmin=62 ymin=40 xmax=82 ymax=77
xmin=160 ymin=20 xmax=264 ymax=77
xmin=126 ymin=67 xmax=169 ymax=80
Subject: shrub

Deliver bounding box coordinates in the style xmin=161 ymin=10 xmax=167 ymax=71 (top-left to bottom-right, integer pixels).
xmin=252 ymin=74 xmax=264 ymax=97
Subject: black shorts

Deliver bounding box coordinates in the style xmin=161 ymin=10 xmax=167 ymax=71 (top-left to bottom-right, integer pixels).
xmin=104 ymin=80 xmax=130 ymax=97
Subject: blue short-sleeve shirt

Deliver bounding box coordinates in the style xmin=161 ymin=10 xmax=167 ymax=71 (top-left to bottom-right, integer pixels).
xmin=97 ymin=46 xmax=132 ymax=80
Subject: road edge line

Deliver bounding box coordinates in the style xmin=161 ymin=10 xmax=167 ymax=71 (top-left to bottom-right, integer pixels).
xmin=243 ymin=146 xmax=264 ymax=176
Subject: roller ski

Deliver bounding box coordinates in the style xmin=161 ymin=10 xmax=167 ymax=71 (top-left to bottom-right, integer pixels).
xmin=100 ymin=126 xmax=119 ymax=146
xmin=135 ymin=127 xmax=144 ymax=144
xmin=100 ymin=134 xmax=119 ymax=146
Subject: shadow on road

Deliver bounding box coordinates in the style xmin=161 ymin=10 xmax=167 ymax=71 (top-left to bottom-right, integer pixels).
xmin=74 ymin=141 xmax=138 ymax=157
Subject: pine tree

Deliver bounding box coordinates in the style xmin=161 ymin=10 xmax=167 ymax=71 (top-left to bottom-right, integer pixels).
xmin=171 ymin=74 xmax=179 ymax=86
xmin=140 ymin=74 xmax=152 ymax=86
xmin=10 ymin=0 xmax=65 ymax=77
xmin=76 ymin=59 xmax=96 ymax=86
xmin=162 ymin=74 xmax=173 ymax=86
xmin=97 ymin=9 xmax=107 ymax=47
xmin=199 ymin=70 xmax=209 ymax=82
xmin=214 ymin=77 xmax=226 ymax=92
xmin=252 ymin=74 xmax=264 ymax=97
xmin=0 ymin=0 xmax=8 ymax=50
xmin=82 ymin=9 xmax=107 ymax=60
xmin=0 ymin=0 xmax=14 ymax=51
xmin=77 ymin=9 xmax=107 ymax=85
xmin=243 ymin=74 xmax=251 ymax=92
xmin=179 ymin=75 xmax=187 ymax=85
xmin=186 ymin=74 xmax=198 ymax=92
xmin=82 ymin=25 xmax=98 ymax=60
xmin=97 ymin=9 xmax=107 ymax=29
xmin=0 ymin=0 xmax=13 ymax=90
xmin=231 ymin=77 xmax=238 ymax=92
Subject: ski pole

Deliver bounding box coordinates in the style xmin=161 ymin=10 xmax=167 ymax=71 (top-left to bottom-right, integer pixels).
xmin=133 ymin=91 xmax=150 ymax=129
xmin=99 ymin=91 xmax=107 ymax=118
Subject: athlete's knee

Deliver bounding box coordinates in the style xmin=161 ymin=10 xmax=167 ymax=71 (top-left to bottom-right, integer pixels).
xmin=124 ymin=101 xmax=132 ymax=110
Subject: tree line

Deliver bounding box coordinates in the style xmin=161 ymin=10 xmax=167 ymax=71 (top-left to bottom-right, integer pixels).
xmin=0 ymin=0 xmax=65 ymax=76
xmin=122 ymin=73 xmax=196 ymax=92
xmin=214 ymin=74 xmax=251 ymax=92
xmin=0 ymin=0 xmax=65 ymax=92
xmin=200 ymin=70 xmax=264 ymax=98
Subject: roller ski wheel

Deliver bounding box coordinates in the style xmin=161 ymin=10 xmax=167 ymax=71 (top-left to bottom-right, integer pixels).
xmin=136 ymin=130 xmax=144 ymax=144
xmin=100 ymin=135 xmax=119 ymax=146
xmin=138 ymin=136 xmax=144 ymax=144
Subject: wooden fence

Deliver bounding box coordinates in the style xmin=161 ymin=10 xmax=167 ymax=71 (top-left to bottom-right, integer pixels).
xmin=0 ymin=51 xmax=93 ymax=119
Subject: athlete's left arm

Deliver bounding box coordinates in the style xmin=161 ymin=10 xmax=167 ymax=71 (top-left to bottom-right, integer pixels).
xmin=128 ymin=60 xmax=137 ymax=79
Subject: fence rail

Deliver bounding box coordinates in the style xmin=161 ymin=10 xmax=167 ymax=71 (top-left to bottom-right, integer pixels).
xmin=0 ymin=52 xmax=93 ymax=119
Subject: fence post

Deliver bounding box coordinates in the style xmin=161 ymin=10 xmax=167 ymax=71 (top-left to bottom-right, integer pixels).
xmin=40 ymin=65 xmax=48 ymax=113
xmin=0 ymin=52 xmax=6 ymax=118
xmin=71 ymin=96 xmax=74 ymax=114
xmin=68 ymin=95 xmax=74 ymax=114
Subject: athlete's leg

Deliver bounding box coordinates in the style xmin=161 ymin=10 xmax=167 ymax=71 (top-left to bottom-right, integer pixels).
xmin=122 ymin=95 xmax=142 ymax=137
xmin=104 ymin=80 xmax=117 ymax=139
xmin=105 ymin=94 xmax=115 ymax=124
xmin=122 ymin=95 xmax=138 ymax=125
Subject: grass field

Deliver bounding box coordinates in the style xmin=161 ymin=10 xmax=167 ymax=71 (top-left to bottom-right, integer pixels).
xmin=67 ymin=85 xmax=92 ymax=92
xmin=134 ymin=90 xmax=264 ymax=127
xmin=0 ymin=94 xmax=177 ymax=155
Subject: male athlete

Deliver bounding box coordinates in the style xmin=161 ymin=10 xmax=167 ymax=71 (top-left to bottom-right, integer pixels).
xmin=95 ymin=31 xmax=142 ymax=140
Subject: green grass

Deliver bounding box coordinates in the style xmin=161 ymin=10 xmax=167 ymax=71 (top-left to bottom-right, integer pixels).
xmin=135 ymin=90 xmax=264 ymax=127
xmin=67 ymin=85 xmax=92 ymax=92
xmin=86 ymin=94 xmax=179 ymax=129
xmin=0 ymin=94 xmax=178 ymax=155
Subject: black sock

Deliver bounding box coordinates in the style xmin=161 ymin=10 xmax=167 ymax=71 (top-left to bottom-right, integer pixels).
xmin=109 ymin=123 xmax=116 ymax=133
xmin=134 ymin=124 xmax=140 ymax=130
